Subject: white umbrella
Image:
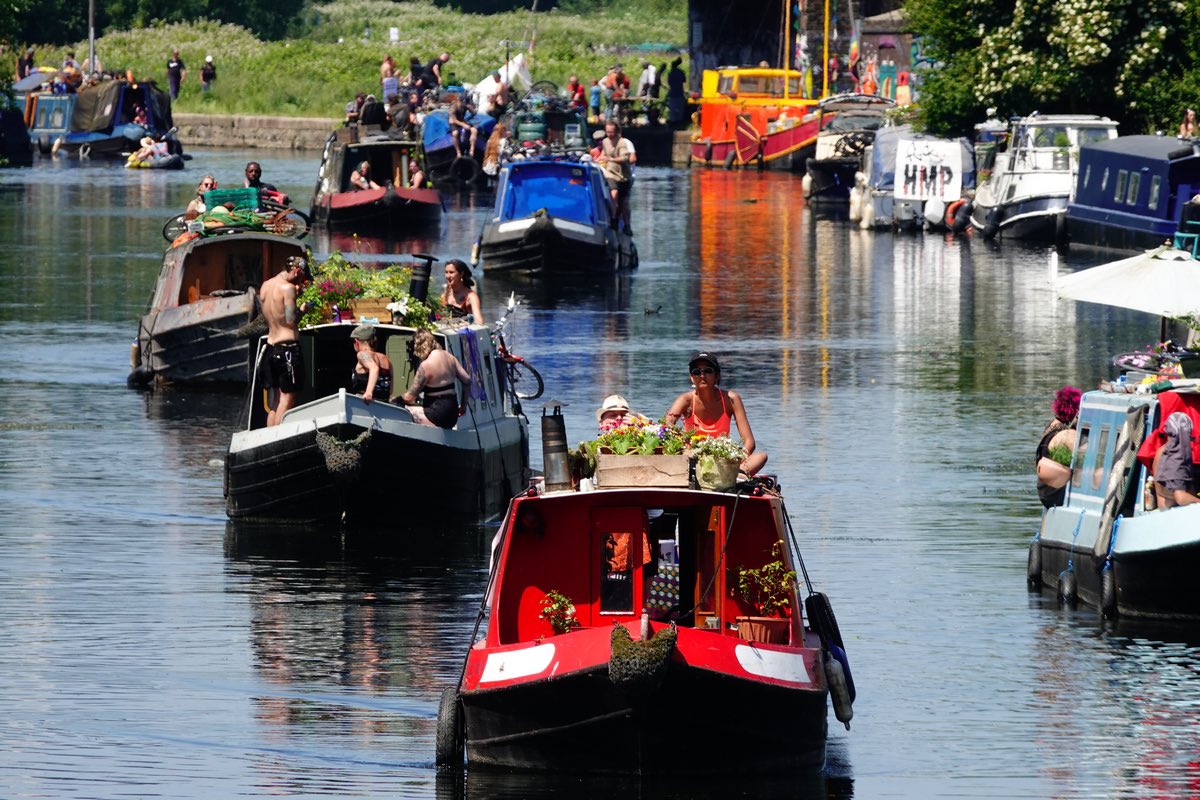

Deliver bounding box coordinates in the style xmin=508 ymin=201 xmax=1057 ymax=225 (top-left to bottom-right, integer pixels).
xmin=1056 ymin=245 xmax=1200 ymax=318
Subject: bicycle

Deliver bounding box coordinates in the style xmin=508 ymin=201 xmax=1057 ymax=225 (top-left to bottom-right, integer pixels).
xmin=161 ymin=202 xmax=311 ymax=242
xmin=491 ymin=292 xmax=544 ymax=401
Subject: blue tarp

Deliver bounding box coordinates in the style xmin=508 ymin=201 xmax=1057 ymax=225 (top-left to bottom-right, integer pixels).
xmin=499 ymin=161 xmax=599 ymax=224
xmin=422 ymin=108 xmax=497 ymax=156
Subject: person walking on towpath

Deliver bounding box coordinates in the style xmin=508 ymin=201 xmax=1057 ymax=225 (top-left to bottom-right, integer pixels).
xmin=166 ymin=50 xmax=186 ymax=100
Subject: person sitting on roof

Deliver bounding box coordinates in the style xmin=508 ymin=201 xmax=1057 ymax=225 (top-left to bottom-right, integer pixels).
xmin=350 ymin=161 xmax=381 ymax=191
xmin=448 ymin=94 xmax=478 ymax=159
xmin=596 ymin=394 xmax=647 ymax=433
xmin=132 ymin=104 xmax=149 ymax=126
xmin=1153 ymin=412 xmax=1200 ymax=508
xmin=186 ymin=175 xmax=216 ymax=219
xmin=664 ymin=351 xmax=768 ymax=476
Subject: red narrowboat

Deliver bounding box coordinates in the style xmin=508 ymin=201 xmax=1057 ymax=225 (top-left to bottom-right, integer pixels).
xmin=436 ymin=452 xmax=854 ymax=774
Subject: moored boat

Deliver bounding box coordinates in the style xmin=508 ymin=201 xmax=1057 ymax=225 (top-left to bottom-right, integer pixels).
xmin=436 ymin=422 xmax=854 ymax=773
xmin=688 ymin=66 xmax=826 ymax=170
xmin=310 ymin=126 xmax=442 ymax=232
xmin=803 ymin=93 xmax=895 ymax=202
xmin=1030 ymin=382 xmax=1200 ymax=620
xmin=1066 ymin=135 xmax=1200 ymax=254
xmin=422 ymin=101 xmax=497 ymax=187
xmin=477 ymin=156 xmax=637 ymax=274
xmin=970 ymin=113 xmax=1117 ymax=243
xmin=131 ymin=227 xmax=304 ymax=386
xmin=852 ymin=124 xmax=974 ymax=231
xmin=54 ymin=77 xmax=182 ymax=159
xmin=223 ymin=310 xmax=532 ymax=525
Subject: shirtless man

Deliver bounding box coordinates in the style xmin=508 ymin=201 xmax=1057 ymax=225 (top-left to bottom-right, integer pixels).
xmin=259 ymin=256 xmax=312 ymax=426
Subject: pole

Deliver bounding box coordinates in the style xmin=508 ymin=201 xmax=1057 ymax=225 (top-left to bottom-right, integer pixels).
xmin=822 ymin=0 xmax=830 ymax=98
xmin=88 ymin=0 xmax=96 ymax=73
xmin=783 ymin=0 xmax=790 ymax=100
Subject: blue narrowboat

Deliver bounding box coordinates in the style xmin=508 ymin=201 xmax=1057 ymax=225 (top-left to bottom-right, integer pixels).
xmin=55 ymin=78 xmax=181 ymax=159
xmin=1030 ymin=382 xmax=1200 ymax=620
xmin=1066 ymin=135 xmax=1200 ymax=254
xmin=477 ymin=157 xmax=638 ymax=274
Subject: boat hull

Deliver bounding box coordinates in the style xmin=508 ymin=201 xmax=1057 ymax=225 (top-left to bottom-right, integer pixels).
xmin=689 ymin=123 xmax=819 ymax=171
xmin=225 ymin=392 xmax=528 ymax=525
xmin=461 ymin=623 xmax=827 ymax=774
xmin=311 ymin=185 xmax=441 ymax=231
xmin=971 ymin=196 xmax=1066 ymax=242
xmin=480 ymin=214 xmax=635 ymax=274
xmin=805 ymin=156 xmax=859 ymax=202
xmin=138 ymin=292 xmax=258 ymax=384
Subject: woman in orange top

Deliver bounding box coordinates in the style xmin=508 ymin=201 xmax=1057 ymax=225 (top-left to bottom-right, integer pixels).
xmin=664 ymin=351 xmax=767 ymax=475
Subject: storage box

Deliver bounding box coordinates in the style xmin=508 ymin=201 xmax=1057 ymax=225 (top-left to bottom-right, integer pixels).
xmin=203 ymin=187 xmax=260 ymax=210
xmin=594 ymin=454 xmax=689 ymax=488
xmin=347 ymin=296 xmax=393 ymax=323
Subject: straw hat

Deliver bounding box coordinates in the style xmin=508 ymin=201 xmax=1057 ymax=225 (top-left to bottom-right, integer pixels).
xmin=596 ymin=394 xmax=630 ymax=422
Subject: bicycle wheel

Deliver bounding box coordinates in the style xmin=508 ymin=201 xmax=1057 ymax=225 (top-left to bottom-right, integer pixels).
xmin=162 ymin=214 xmax=187 ymax=241
xmin=507 ymin=359 xmax=544 ymax=400
xmin=263 ymin=208 xmax=311 ymax=240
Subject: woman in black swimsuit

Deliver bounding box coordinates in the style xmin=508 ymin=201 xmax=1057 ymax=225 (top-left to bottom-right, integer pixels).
xmin=350 ymin=324 xmax=393 ymax=403
xmin=402 ymin=329 xmax=472 ymax=429
xmin=440 ymin=258 xmax=483 ymax=323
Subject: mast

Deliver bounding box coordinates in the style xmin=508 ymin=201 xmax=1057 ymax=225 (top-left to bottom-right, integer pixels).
xmin=822 ymin=0 xmax=830 ymax=98
xmin=88 ymin=0 xmax=96 ymax=73
xmin=783 ymin=0 xmax=790 ymax=100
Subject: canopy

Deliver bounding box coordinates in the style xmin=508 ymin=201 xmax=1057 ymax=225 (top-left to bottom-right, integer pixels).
xmin=14 ymin=70 xmax=55 ymax=93
xmin=472 ymin=53 xmax=532 ymax=111
xmin=1056 ymin=246 xmax=1200 ymax=318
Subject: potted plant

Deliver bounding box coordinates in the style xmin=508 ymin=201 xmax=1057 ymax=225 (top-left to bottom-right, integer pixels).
xmin=539 ymin=589 xmax=580 ymax=635
xmin=689 ymin=434 xmax=746 ymax=491
xmin=574 ymin=420 xmax=691 ymax=487
xmin=297 ymin=252 xmax=440 ymax=328
xmin=733 ymin=542 xmax=795 ymax=644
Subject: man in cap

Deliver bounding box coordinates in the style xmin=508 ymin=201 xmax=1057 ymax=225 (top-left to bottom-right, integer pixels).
xmin=596 ymin=394 xmax=639 ymax=432
xmin=664 ymin=351 xmax=768 ymax=475
xmin=259 ymin=256 xmax=313 ymax=426
xmin=201 ymin=55 xmax=216 ymax=92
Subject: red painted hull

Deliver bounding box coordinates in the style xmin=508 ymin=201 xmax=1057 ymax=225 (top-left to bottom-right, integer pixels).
xmin=312 ymin=185 xmax=441 ymax=230
xmin=689 ymin=115 xmax=824 ymax=171
xmin=444 ymin=487 xmax=847 ymax=775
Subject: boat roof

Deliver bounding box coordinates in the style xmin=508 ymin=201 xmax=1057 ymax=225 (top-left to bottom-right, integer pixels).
xmin=1081 ymin=134 xmax=1199 ymax=161
xmin=817 ymin=93 xmax=896 ymax=112
xmin=1012 ymin=114 xmax=1117 ymax=128
xmin=713 ymin=65 xmax=804 ymax=79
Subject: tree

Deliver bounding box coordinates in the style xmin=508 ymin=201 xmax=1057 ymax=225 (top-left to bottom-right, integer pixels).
xmin=907 ymin=0 xmax=1190 ymax=138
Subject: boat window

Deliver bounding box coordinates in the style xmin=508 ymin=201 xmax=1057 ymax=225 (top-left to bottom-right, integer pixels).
xmin=1126 ymin=172 xmax=1141 ymax=206
xmin=1033 ymin=127 xmax=1069 ymax=148
xmin=600 ymin=529 xmax=647 ymax=614
xmin=717 ymin=75 xmax=735 ymax=95
xmin=1091 ymin=425 xmax=1111 ymax=491
xmin=788 ymin=77 xmax=801 ymax=95
xmin=1071 ymin=424 xmax=1091 ymax=489
xmin=1149 ymin=175 xmax=1162 ymax=211
xmin=1078 ymin=128 xmax=1113 ymax=146
xmin=1100 ymin=168 xmax=1109 ymax=192
xmin=1113 ymin=170 xmax=1128 ymax=203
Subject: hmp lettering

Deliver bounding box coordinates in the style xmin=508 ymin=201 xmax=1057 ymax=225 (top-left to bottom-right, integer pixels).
xmin=903 ymin=164 xmax=955 ymax=198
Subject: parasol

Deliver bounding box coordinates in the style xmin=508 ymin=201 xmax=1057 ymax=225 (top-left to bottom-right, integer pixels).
xmin=1056 ymin=245 xmax=1200 ymax=318
xmin=13 ymin=69 xmax=56 ymax=93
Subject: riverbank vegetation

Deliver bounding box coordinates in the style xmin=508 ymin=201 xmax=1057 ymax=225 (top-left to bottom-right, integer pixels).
xmin=7 ymin=0 xmax=686 ymax=119
xmin=907 ymin=0 xmax=1199 ymax=138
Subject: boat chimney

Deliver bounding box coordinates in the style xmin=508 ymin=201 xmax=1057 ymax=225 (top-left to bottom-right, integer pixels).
xmin=408 ymin=252 xmax=435 ymax=304
xmin=541 ymin=401 xmax=573 ymax=493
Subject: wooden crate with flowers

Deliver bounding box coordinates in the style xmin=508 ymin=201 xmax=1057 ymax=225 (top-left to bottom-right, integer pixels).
xmin=571 ymin=420 xmax=748 ymax=491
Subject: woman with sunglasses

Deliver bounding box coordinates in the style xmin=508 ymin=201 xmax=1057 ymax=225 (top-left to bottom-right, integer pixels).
xmin=186 ymin=175 xmax=217 ymax=220
xmin=664 ymin=351 xmax=767 ymax=476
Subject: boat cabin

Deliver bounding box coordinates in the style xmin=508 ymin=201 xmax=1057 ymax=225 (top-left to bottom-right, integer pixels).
xmin=493 ymin=159 xmax=613 ymax=227
xmin=1067 ymin=136 xmax=1200 ymax=253
xmin=151 ymin=233 xmax=301 ymax=311
xmin=980 ymin=115 xmax=1117 ymax=184
xmin=62 ymin=78 xmax=175 ymax=153
xmin=313 ymin=130 xmax=425 ymax=198
xmin=489 ymin=489 xmax=800 ymax=646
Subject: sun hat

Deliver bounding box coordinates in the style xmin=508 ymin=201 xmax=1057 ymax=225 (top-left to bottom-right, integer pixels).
xmin=688 ymin=351 xmax=720 ymax=373
xmin=140 ymin=136 xmax=154 ymax=147
xmin=351 ymin=324 xmax=376 ymax=340
xmin=596 ymin=394 xmax=630 ymax=422
xmin=205 ymin=55 xmax=213 ymax=63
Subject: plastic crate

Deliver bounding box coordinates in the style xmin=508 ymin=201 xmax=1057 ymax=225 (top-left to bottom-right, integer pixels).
xmin=203 ymin=187 xmax=260 ymax=210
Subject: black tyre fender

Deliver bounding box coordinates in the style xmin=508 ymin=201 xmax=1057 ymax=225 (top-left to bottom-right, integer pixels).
xmin=1027 ymin=539 xmax=1042 ymax=589
xmin=983 ymin=207 xmax=1002 ymax=239
xmin=825 ymin=656 xmax=854 ymax=730
xmin=805 ymin=591 xmax=845 ymax=650
xmin=703 ymin=141 xmax=713 ymax=164
xmin=435 ymin=685 xmax=463 ymax=767
xmin=723 ymin=149 xmax=736 ymax=169
xmin=1101 ymin=565 xmax=1118 ymax=618
xmin=1057 ymin=569 xmax=1077 ymax=606
xmin=37 ymin=134 xmax=52 ymax=155
xmin=449 ymin=156 xmax=480 ymax=184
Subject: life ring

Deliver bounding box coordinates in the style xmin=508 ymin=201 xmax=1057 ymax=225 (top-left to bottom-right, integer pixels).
xmin=435 ymin=685 xmax=463 ymax=766
xmin=449 ymin=156 xmax=480 ymax=183
xmin=944 ymin=199 xmax=967 ymax=229
xmin=1057 ymin=569 xmax=1077 ymax=606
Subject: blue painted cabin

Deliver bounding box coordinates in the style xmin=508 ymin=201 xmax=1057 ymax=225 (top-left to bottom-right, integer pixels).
xmin=1066 ymin=135 xmax=1200 ymax=254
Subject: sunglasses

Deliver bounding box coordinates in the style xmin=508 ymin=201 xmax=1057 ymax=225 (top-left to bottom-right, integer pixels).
xmin=200 ymin=182 xmax=215 ymax=188
xmin=689 ymin=367 xmax=716 ymax=377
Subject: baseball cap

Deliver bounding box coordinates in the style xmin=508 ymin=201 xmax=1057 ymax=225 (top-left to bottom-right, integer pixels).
xmin=351 ymin=324 xmax=375 ymax=340
xmin=688 ymin=351 xmax=720 ymax=372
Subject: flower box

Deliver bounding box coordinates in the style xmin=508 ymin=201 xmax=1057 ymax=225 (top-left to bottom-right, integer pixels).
xmin=594 ymin=453 xmax=689 ymax=488
xmin=735 ymin=616 xmax=790 ymax=644
xmin=347 ymin=296 xmax=393 ymax=323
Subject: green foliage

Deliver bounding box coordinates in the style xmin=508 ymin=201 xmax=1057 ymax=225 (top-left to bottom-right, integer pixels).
xmin=296 ymin=251 xmax=438 ymax=328
xmin=908 ymin=0 xmax=1194 ymax=138
xmin=20 ymin=0 xmax=685 ymax=118
xmin=539 ymin=589 xmax=579 ymax=635
xmin=1048 ymin=443 xmax=1074 ymax=467
xmin=735 ymin=542 xmax=796 ymax=618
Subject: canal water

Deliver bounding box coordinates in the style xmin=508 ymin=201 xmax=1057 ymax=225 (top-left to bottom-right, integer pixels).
xmin=2 ymin=149 xmax=1199 ymax=799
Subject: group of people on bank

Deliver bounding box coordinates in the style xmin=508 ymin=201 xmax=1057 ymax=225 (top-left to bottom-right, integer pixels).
xmin=566 ymin=57 xmax=688 ymax=127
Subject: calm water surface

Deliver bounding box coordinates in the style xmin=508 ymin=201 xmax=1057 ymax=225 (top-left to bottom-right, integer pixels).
xmin=2 ymin=149 xmax=1200 ymax=799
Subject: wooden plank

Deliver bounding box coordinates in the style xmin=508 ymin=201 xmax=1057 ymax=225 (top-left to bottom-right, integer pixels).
xmin=594 ymin=454 xmax=689 ymax=488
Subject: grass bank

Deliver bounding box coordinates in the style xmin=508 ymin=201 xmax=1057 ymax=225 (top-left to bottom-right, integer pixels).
xmin=55 ymin=0 xmax=687 ymax=118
